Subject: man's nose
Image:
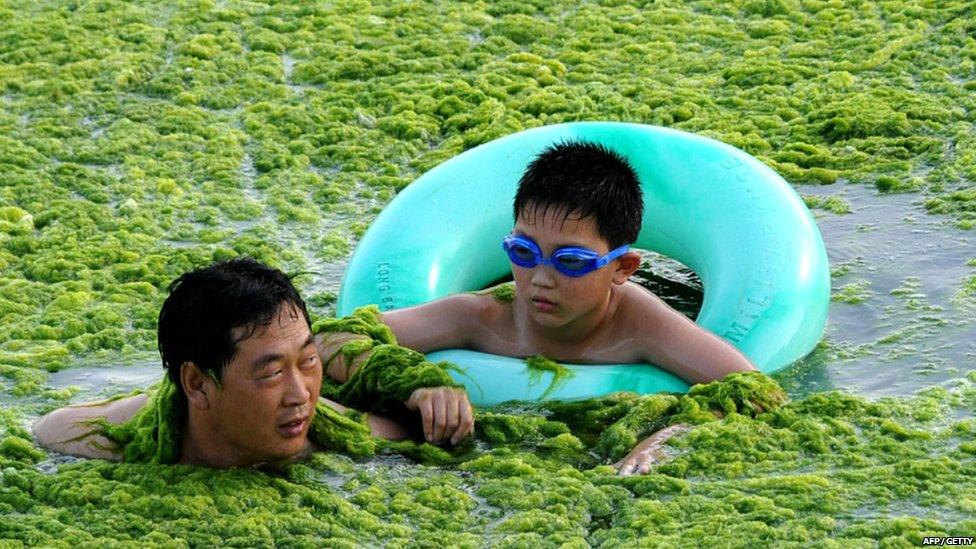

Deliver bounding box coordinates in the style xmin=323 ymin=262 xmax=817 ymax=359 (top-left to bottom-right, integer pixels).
xmin=282 ymin=369 xmax=311 ymax=407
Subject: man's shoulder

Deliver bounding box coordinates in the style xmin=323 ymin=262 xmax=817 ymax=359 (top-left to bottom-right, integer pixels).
xmin=32 ymin=393 xmax=149 ymax=460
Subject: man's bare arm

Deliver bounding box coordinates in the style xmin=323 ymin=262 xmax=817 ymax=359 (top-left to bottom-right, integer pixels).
xmin=32 ymin=393 xmax=148 ymax=460
xmin=33 ymin=391 xmax=430 ymax=457
xmin=638 ymin=294 xmax=756 ymax=385
xmin=614 ymin=423 xmax=693 ymax=475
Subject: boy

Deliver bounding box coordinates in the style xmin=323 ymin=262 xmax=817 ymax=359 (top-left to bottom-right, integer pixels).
xmin=320 ymin=140 xmax=757 ymax=474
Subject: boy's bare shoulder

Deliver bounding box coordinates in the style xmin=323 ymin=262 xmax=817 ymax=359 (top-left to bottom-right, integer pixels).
xmin=609 ymin=281 xmax=682 ymax=335
xmin=469 ymin=285 xmax=513 ymax=317
xmin=614 ymin=280 xmax=672 ymax=315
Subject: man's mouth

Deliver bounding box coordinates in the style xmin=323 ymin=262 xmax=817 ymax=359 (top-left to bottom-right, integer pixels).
xmin=277 ymin=416 xmax=309 ymax=438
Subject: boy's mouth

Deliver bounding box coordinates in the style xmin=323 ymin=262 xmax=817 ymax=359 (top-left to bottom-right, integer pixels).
xmin=531 ymin=296 xmax=557 ymax=312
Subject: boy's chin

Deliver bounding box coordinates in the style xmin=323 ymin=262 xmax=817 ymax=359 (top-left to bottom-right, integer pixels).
xmin=527 ymin=307 xmax=570 ymax=327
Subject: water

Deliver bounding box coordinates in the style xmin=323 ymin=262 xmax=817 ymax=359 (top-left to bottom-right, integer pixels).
xmin=776 ymin=184 xmax=976 ymax=398
xmin=47 ymin=359 xmax=163 ymax=401
xmin=632 ymin=182 xmax=975 ymax=399
xmin=631 ymin=251 xmax=703 ymax=321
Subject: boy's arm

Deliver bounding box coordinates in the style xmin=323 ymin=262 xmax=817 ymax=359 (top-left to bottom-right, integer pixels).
xmin=32 ymin=393 xmax=149 ymax=460
xmin=313 ymin=294 xmax=483 ymax=445
xmin=315 ymin=293 xmax=485 ymax=383
xmin=637 ymin=294 xmax=756 ymax=385
xmin=380 ymin=293 xmax=486 ymax=353
xmin=321 ymin=398 xmax=411 ymax=441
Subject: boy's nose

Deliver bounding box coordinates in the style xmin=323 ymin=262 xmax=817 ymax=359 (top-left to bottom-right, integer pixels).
xmin=530 ymin=264 xmax=556 ymax=288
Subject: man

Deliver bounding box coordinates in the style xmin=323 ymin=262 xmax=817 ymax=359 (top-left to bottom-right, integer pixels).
xmin=33 ymin=258 xmax=474 ymax=468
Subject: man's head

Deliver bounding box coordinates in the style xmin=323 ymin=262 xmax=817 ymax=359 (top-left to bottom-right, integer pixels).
xmin=157 ymin=258 xmax=321 ymax=466
xmin=508 ymin=141 xmax=644 ymax=331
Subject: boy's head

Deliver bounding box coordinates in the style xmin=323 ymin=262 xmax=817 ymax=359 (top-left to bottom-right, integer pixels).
xmin=507 ymin=141 xmax=644 ymax=331
xmin=513 ymin=140 xmax=643 ymax=249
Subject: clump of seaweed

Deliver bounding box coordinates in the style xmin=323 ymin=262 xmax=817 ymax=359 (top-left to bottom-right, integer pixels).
xmin=4 ymin=0 xmax=976 ymax=544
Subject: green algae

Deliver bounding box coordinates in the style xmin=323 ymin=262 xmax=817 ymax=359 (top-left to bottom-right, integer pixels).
xmin=3 ymin=0 xmax=976 ymax=402
xmin=311 ymin=305 xmax=464 ymax=418
xmin=955 ymin=260 xmax=976 ymax=305
xmin=876 ymin=174 xmax=923 ymax=194
xmin=5 ymin=370 xmax=976 ymax=545
xmin=475 ymin=281 xmax=516 ymax=303
xmin=94 ymin=376 xmax=183 ymax=464
xmin=523 ymin=355 xmax=575 ymax=401
xmin=832 ymin=279 xmax=874 ymax=304
xmin=803 ymin=194 xmax=852 ymax=215
xmin=926 ymin=188 xmax=976 ymax=230
xmin=2 ymin=0 xmax=976 ymax=544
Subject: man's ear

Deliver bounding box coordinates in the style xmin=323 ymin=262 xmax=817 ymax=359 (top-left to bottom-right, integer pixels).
xmin=611 ymin=251 xmax=642 ymax=284
xmin=180 ymin=361 xmax=216 ymax=411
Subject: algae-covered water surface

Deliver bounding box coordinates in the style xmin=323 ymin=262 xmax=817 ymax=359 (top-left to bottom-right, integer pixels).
xmin=2 ymin=0 xmax=975 ymax=545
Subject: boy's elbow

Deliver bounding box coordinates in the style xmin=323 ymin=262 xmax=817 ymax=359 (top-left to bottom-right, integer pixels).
xmin=710 ymin=355 xmax=757 ymax=382
xmin=317 ymin=332 xmax=372 ymax=383
xmin=731 ymin=356 xmax=757 ymax=374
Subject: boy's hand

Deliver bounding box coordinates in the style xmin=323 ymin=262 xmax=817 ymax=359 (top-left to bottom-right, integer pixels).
xmin=613 ymin=423 xmax=692 ymax=476
xmin=405 ymin=387 xmax=474 ymax=445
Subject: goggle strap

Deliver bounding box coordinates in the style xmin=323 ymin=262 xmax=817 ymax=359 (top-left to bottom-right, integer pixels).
xmin=594 ymin=244 xmax=630 ymax=268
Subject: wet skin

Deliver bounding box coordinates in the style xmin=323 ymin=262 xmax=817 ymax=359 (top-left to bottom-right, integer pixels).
xmin=178 ymin=304 xmax=322 ymax=468
xmin=383 ymin=205 xmax=757 ymax=385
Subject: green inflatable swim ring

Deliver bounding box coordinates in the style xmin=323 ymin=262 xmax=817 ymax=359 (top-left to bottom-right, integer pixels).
xmin=337 ymin=122 xmax=830 ymax=406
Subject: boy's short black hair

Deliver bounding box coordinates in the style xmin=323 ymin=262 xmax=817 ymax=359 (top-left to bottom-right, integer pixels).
xmin=513 ymin=140 xmax=644 ymax=248
xmin=157 ymin=257 xmax=311 ymax=392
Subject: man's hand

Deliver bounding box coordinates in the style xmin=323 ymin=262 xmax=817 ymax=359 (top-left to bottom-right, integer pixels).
xmin=613 ymin=423 xmax=692 ymax=476
xmin=404 ymin=387 xmax=474 ymax=445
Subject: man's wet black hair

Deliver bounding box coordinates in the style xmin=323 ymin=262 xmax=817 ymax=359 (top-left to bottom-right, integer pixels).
xmin=157 ymin=257 xmax=311 ymax=393
xmin=513 ymin=140 xmax=644 ymax=248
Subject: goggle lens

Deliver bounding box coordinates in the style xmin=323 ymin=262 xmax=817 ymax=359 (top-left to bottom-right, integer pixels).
xmin=510 ymin=242 xmax=538 ymax=264
xmin=553 ymin=254 xmax=591 ymax=273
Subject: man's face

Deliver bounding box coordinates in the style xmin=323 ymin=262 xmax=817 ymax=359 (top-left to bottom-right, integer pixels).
xmin=204 ymin=304 xmax=322 ymax=466
xmin=511 ymin=205 xmax=620 ymax=330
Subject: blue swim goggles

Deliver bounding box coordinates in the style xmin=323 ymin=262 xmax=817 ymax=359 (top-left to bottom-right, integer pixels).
xmin=502 ymin=234 xmax=631 ymax=277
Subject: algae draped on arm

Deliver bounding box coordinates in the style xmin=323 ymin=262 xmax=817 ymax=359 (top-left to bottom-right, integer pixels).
xmin=307 ymin=306 xmax=791 ymax=465
xmin=542 ymin=371 xmax=788 ymax=461
xmin=93 ymin=375 xmax=184 ymax=464
xmin=311 ymin=305 xmax=464 ymax=419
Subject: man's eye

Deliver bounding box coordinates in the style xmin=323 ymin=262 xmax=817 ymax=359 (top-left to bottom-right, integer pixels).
xmin=302 ymin=355 xmax=318 ymax=368
xmin=259 ymin=370 xmax=282 ymax=381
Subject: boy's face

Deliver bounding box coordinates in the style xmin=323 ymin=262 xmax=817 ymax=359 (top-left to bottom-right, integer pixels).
xmin=511 ymin=205 xmax=635 ymax=330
